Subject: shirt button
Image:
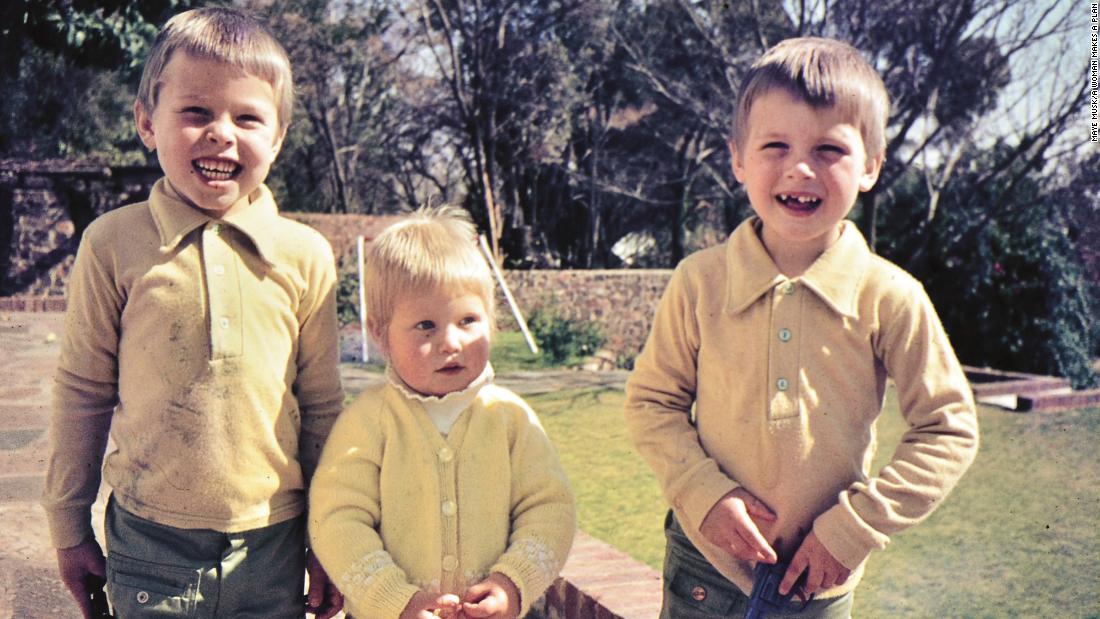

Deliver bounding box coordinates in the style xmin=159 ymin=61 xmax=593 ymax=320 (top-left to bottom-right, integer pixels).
xmin=778 ymin=328 xmax=792 ymax=342
xmin=212 ymin=264 xmax=225 ymax=276
xmin=437 ymin=447 xmax=453 ymax=463
xmin=441 ymin=555 xmax=458 ymax=571
xmin=783 ymin=282 xmax=796 ymax=295
xmin=777 ymin=378 xmax=789 ymax=391
xmin=219 ymin=317 xmax=230 ymax=329
xmin=441 ymin=501 xmax=457 ymax=516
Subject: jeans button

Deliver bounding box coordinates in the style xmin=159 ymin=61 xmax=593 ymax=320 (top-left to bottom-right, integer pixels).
xmin=691 ymin=584 xmax=707 ymax=601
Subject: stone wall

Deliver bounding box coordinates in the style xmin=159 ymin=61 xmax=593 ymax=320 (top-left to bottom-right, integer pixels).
xmin=499 ymin=270 xmax=671 ymax=358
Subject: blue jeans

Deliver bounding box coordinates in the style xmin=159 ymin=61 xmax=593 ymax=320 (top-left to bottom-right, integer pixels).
xmin=661 ymin=512 xmax=853 ymax=619
xmin=104 ymin=496 xmax=306 ymax=618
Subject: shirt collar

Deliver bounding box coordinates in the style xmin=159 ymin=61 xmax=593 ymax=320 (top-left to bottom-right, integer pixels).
xmin=149 ymin=178 xmax=281 ymax=265
xmin=725 ymin=217 xmax=871 ymax=318
xmin=386 ymin=363 xmax=496 ymax=404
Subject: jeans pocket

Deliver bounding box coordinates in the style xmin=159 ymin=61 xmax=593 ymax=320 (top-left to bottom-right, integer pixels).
xmin=662 ymin=544 xmax=741 ymax=618
xmin=107 ymin=552 xmax=202 ymax=618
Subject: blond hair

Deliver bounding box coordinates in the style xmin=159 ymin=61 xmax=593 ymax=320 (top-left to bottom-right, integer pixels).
xmin=137 ymin=7 xmax=294 ymax=129
xmin=731 ymin=37 xmax=890 ymax=158
xmin=365 ymin=206 xmax=495 ymax=331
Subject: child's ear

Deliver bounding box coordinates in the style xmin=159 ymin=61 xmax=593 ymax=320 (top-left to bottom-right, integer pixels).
xmin=367 ymin=318 xmax=387 ymax=355
xmin=728 ymin=139 xmax=746 ymax=184
xmin=859 ymin=152 xmax=884 ymax=192
xmin=272 ymin=125 xmax=288 ymax=157
xmin=133 ymin=100 xmax=157 ymax=151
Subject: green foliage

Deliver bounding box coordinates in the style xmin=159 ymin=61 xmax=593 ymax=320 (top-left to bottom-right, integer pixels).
xmin=528 ymin=306 xmax=606 ymax=365
xmin=876 ymin=145 xmax=1097 ymax=388
xmin=335 ymin=268 xmax=361 ymax=327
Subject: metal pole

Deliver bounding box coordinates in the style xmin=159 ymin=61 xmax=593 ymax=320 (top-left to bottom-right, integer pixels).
xmin=478 ymin=234 xmax=539 ymax=354
xmin=357 ymin=235 xmax=369 ymax=363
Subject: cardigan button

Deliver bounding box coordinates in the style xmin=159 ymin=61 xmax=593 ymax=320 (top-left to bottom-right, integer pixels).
xmin=442 ymin=555 xmax=458 ymax=571
xmin=438 ymin=447 xmax=454 ymax=463
xmin=442 ymin=501 xmax=457 ymax=516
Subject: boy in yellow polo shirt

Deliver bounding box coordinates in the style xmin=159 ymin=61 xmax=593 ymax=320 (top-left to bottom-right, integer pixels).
xmin=42 ymin=8 xmax=344 ymax=617
xmin=309 ymin=207 xmax=575 ymax=619
xmin=625 ymin=37 xmax=979 ymax=618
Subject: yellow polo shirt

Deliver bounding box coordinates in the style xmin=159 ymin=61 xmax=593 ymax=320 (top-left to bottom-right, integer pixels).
xmin=43 ymin=179 xmax=344 ymax=548
xmin=625 ymin=217 xmax=978 ymax=597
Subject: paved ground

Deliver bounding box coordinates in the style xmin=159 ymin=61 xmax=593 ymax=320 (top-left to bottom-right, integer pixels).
xmin=0 ymin=311 xmax=627 ymax=618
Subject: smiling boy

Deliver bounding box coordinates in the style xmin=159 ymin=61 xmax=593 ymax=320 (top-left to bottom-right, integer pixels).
xmin=625 ymin=38 xmax=979 ymax=618
xmin=42 ymin=8 xmax=344 ymax=618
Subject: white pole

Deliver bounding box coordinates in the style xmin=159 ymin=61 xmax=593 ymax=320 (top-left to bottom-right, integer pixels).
xmin=478 ymin=234 xmax=539 ymax=355
xmin=356 ymin=235 xmax=369 ymax=363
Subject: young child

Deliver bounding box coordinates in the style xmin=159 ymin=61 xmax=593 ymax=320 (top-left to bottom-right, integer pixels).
xmin=41 ymin=8 xmax=345 ymax=618
xmin=625 ymin=37 xmax=979 ymax=617
xmin=308 ymin=206 xmax=576 ymax=619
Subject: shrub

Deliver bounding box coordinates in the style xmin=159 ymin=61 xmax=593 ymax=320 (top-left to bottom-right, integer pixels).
xmin=336 ymin=268 xmax=361 ymax=326
xmin=528 ymin=306 xmax=607 ymax=365
xmin=873 ymin=146 xmax=1097 ymax=389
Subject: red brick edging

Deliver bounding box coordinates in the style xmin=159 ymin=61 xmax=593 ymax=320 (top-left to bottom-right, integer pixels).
xmin=539 ymin=531 xmax=663 ymax=619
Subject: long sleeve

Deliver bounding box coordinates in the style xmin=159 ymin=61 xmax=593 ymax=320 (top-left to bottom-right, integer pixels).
xmin=308 ymin=403 xmax=420 ymax=618
xmin=42 ymin=229 xmax=121 ymax=548
xmin=490 ymin=405 xmax=576 ymax=616
xmin=624 ymin=260 xmax=739 ymax=531
xmin=813 ymin=276 xmax=979 ymax=569
xmin=293 ymin=238 xmax=344 ymax=483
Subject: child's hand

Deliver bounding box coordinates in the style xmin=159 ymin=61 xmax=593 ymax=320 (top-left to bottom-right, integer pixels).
xmin=779 ymin=530 xmax=850 ymax=597
xmin=399 ymin=591 xmax=462 ymax=619
xmin=305 ymin=550 xmax=344 ymax=619
xmin=461 ymin=572 xmax=520 ymax=619
xmin=699 ymin=488 xmax=778 ymax=563
xmin=56 ymin=537 xmax=107 ymax=619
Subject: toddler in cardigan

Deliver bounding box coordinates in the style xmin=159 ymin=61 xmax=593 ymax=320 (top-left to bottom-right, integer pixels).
xmin=309 ymin=206 xmax=576 ymax=619
xmin=625 ymin=37 xmax=979 ymax=617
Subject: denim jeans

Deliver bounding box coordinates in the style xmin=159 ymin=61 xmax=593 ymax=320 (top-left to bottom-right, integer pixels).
xmin=104 ymin=496 xmax=306 ymax=618
xmin=661 ymin=512 xmax=853 ymax=619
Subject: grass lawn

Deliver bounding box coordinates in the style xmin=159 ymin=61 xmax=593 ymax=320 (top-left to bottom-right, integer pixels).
xmin=530 ymin=385 xmax=1100 ymax=618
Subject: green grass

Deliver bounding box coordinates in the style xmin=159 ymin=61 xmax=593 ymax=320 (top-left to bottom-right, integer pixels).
xmin=490 ymin=330 xmax=551 ymax=372
xmin=530 ymin=385 xmax=1100 ymax=618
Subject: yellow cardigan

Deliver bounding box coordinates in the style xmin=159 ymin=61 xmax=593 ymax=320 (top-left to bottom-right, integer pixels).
xmin=42 ymin=179 xmax=343 ymax=548
xmin=309 ymin=381 xmax=576 ymax=618
xmin=625 ymin=218 xmax=978 ymax=598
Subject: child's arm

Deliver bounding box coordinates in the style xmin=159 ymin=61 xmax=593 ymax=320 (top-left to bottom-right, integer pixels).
xmin=41 ymin=231 xmax=122 ymax=612
xmin=810 ymin=279 xmax=979 ymax=573
xmin=308 ymin=405 xmax=421 ymax=618
xmin=486 ymin=403 xmax=576 ymax=617
xmin=624 ymin=264 xmax=746 ymax=536
xmin=294 ymin=238 xmax=344 ymax=482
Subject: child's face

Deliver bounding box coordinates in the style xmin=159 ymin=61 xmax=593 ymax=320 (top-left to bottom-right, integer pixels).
xmin=731 ymin=88 xmax=882 ymax=257
xmin=372 ymin=286 xmax=491 ymax=398
xmin=134 ymin=51 xmax=286 ymax=217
